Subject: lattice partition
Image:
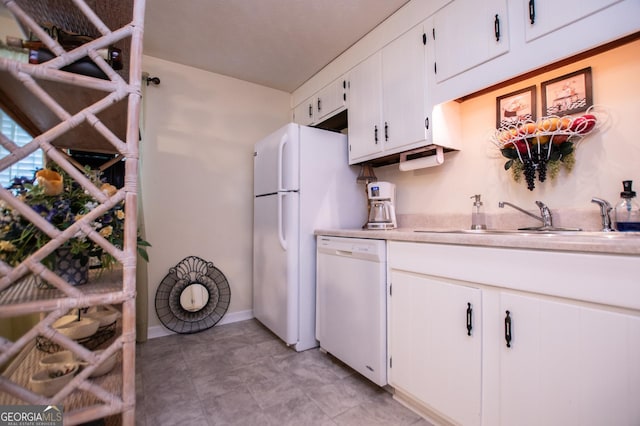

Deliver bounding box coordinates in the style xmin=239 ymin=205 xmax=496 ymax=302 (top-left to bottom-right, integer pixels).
xmin=0 ymin=1 xmax=145 ymax=424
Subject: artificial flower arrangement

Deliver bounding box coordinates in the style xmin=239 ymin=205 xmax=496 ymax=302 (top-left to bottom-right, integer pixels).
xmin=491 ymin=107 xmax=602 ymax=190
xmin=0 ymin=164 xmax=150 ymax=282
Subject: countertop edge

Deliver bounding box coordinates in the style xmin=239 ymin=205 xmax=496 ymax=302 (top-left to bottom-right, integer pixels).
xmin=314 ymin=228 xmax=640 ymax=256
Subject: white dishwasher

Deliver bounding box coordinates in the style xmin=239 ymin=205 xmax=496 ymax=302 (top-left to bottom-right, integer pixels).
xmin=316 ymin=235 xmax=387 ymax=386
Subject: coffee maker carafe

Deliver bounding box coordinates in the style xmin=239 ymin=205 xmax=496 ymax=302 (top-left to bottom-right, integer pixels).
xmin=366 ymin=182 xmax=397 ymax=229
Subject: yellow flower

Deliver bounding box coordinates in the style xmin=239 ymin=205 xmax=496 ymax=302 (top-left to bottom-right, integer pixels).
xmin=116 ymin=210 xmax=125 ymax=220
xmin=100 ymin=183 xmax=117 ymax=197
xmin=0 ymin=240 xmax=17 ymax=252
xmin=35 ymin=169 xmax=63 ymax=196
xmin=99 ymin=226 xmax=113 ymax=238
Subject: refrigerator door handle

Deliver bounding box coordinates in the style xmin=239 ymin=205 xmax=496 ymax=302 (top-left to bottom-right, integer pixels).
xmin=277 ymin=192 xmax=287 ymax=250
xmin=277 ymin=132 xmax=289 ymax=191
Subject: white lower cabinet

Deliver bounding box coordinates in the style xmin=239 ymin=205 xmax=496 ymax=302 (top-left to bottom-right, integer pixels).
xmin=388 ymin=241 xmax=640 ymax=425
xmin=389 ymin=270 xmax=482 ymax=426
xmin=499 ymin=292 xmax=640 ymax=426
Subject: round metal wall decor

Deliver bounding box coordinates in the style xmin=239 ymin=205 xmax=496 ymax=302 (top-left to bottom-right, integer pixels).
xmin=155 ymin=256 xmax=230 ymax=334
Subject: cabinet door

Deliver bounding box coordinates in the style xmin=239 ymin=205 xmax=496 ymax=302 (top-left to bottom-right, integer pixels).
xmin=382 ymin=23 xmax=430 ymax=153
xmin=293 ymin=97 xmax=315 ymax=126
xmin=315 ymin=77 xmax=347 ymax=123
xmin=389 ymin=270 xmax=482 ymax=426
xmin=499 ymin=293 xmax=640 ymax=426
xmin=348 ymin=52 xmax=384 ymax=164
xmin=432 ymin=0 xmax=509 ymax=83
xmin=524 ymin=0 xmax=623 ymax=42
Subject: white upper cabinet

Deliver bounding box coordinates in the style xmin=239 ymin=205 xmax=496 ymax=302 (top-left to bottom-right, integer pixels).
xmin=432 ymin=0 xmax=509 ymax=83
xmin=382 ymin=23 xmax=431 ymax=153
xmin=348 ymin=23 xmax=431 ymax=164
xmin=293 ymin=76 xmax=347 ymax=126
xmin=293 ymin=0 xmax=639 ymax=126
xmin=524 ymin=0 xmax=623 ymax=42
xmin=347 ymin=51 xmax=384 ymax=162
xmin=315 ymin=77 xmax=348 ymax=123
xmin=431 ymin=0 xmax=639 ymax=102
xmin=293 ymin=97 xmax=315 ymax=126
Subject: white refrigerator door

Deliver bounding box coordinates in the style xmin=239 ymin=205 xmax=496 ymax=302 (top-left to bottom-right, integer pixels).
xmin=253 ymin=191 xmax=300 ymax=345
xmin=253 ymin=123 xmax=300 ymax=195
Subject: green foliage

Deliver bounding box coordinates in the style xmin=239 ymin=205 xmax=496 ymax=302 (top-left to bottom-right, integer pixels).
xmin=0 ymin=165 xmax=150 ymax=270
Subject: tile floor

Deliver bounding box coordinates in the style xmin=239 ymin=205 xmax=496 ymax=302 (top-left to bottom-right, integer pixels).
xmin=135 ymin=319 xmax=433 ymax=426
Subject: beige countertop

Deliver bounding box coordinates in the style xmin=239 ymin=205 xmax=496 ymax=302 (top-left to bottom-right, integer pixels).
xmin=315 ymin=228 xmax=640 ymax=256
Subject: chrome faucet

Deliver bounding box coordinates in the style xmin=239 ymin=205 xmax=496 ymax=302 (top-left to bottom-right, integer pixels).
xmin=591 ymin=197 xmax=614 ymax=232
xmin=499 ymin=200 xmax=554 ymax=228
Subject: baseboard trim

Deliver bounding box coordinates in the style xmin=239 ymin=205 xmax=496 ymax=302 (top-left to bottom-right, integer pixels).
xmin=146 ymin=309 xmax=254 ymax=340
xmin=392 ymin=387 xmax=456 ymax=426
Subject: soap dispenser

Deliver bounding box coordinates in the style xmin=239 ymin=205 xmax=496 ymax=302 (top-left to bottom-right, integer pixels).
xmin=614 ymin=180 xmax=640 ymax=231
xmin=470 ymin=194 xmax=487 ymax=230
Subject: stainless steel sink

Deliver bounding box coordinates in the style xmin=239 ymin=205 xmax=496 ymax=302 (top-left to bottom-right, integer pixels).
xmin=413 ymin=229 xmax=639 ymax=238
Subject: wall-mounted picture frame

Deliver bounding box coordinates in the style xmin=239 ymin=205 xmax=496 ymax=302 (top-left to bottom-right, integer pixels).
xmin=541 ymin=67 xmax=593 ymax=116
xmin=496 ymin=85 xmax=537 ymax=128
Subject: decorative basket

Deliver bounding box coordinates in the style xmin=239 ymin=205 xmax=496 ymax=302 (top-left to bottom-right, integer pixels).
xmin=490 ymin=106 xmax=605 ymax=190
xmin=36 ymin=320 xmax=117 ymax=353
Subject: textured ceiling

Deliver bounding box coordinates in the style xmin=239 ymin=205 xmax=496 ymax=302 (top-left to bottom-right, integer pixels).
xmin=143 ymin=0 xmax=410 ymax=92
xmin=0 ymin=1 xmax=411 ymax=92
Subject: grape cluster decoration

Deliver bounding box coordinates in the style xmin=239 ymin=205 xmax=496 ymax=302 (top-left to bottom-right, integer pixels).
xmin=490 ymin=106 xmax=601 ymax=190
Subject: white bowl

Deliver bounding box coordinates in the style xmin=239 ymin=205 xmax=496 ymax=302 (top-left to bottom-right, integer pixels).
xmin=53 ymin=316 xmax=100 ymax=340
xmin=85 ymin=309 xmax=120 ymax=327
xmin=89 ymin=350 xmax=118 ymax=377
xmin=39 ymin=350 xmax=76 ymax=368
xmin=29 ymin=363 xmax=79 ymax=397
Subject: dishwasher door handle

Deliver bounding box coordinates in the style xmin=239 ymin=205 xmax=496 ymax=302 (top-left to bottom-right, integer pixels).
xmin=335 ymin=250 xmax=354 ymax=256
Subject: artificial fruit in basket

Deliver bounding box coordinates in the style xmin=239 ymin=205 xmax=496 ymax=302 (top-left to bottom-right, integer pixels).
xmin=570 ymin=114 xmax=597 ymax=133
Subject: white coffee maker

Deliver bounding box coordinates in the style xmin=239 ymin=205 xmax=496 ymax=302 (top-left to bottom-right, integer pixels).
xmin=366 ymin=181 xmax=397 ymax=229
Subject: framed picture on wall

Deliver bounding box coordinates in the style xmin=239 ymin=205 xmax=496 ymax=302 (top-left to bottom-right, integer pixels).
xmin=496 ymin=85 xmax=537 ymax=128
xmin=541 ymin=67 xmax=593 ymax=116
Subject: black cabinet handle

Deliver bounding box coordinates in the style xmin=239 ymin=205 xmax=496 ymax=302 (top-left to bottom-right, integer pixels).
xmin=529 ymin=0 xmax=536 ymax=24
xmin=374 ymin=125 xmax=378 ymax=143
xmin=317 ymin=97 xmax=322 ymax=112
xmin=422 ymin=32 xmax=427 ymax=45
xmin=494 ymin=14 xmax=501 ymax=42
xmin=308 ymin=104 xmax=313 ymax=118
xmin=505 ymin=310 xmax=512 ymax=348
xmin=466 ymin=303 xmax=473 ymax=336
xmin=384 ymin=122 xmax=389 ymax=142
xmin=425 ymin=117 xmax=429 ymax=129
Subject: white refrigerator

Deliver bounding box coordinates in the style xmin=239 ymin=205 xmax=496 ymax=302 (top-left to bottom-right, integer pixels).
xmin=253 ymin=123 xmax=366 ymax=351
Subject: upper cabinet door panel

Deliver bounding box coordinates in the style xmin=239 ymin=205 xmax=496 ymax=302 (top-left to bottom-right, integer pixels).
xmin=293 ymin=98 xmax=315 ymax=126
xmin=524 ymin=0 xmax=623 ymax=42
xmin=347 ymin=52 xmax=384 ymax=163
xmin=315 ymin=77 xmax=347 ymax=123
xmin=433 ymin=0 xmax=509 ymax=83
xmin=382 ymin=23 xmax=429 ymax=151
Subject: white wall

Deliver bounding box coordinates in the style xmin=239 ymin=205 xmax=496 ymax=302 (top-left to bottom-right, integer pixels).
xmin=375 ymin=39 xmax=640 ymax=228
xmin=0 ymin=14 xmax=20 ymax=41
xmin=140 ymin=55 xmax=290 ymax=329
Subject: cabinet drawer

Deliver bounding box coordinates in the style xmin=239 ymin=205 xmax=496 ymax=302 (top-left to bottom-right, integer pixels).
xmin=388 ymin=241 xmax=640 ymax=311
